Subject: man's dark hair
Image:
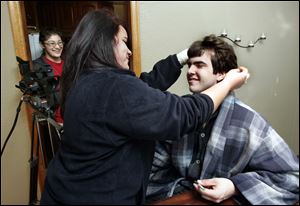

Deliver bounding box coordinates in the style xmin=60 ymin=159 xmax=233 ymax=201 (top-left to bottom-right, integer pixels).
xmin=187 ymin=34 xmax=238 ymax=74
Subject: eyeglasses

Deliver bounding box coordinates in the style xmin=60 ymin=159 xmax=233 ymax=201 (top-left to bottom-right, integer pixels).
xmin=44 ymin=41 xmax=64 ymax=47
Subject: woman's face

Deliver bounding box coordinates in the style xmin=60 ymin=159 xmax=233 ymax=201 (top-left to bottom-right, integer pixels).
xmin=42 ymin=34 xmax=63 ymax=61
xmin=114 ymin=26 xmax=132 ymax=70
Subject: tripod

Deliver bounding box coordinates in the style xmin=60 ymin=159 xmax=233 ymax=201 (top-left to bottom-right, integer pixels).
xmin=29 ymin=111 xmax=63 ymax=205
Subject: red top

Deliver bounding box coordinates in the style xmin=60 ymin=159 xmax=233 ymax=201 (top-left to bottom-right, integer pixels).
xmin=43 ymin=56 xmax=64 ymax=123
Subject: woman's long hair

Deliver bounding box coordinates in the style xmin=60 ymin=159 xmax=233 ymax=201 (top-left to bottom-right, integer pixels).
xmin=60 ymin=10 xmax=122 ymax=116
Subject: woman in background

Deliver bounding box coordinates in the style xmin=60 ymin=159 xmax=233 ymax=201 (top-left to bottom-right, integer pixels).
xmin=33 ymin=27 xmax=64 ymax=124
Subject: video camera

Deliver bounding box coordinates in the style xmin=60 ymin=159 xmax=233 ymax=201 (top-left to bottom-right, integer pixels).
xmin=15 ymin=56 xmax=60 ymax=117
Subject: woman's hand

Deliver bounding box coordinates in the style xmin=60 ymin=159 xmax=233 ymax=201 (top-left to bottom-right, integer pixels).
xmin=193 ymin=178 xmax=238 ymax=203
xmin=223 ymin=66 xmax=250 ymax=91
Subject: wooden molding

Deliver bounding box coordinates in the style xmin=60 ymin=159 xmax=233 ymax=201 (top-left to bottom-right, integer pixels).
xmin=7 ymin=1 xmax=32 ymax=61
xmin=7 ymin=1 xmax=35 ymax=158
xmin=129 ymin=1 xmax=141 ymax=76
xmin=7 ymin=1 xmax=44 ymax=198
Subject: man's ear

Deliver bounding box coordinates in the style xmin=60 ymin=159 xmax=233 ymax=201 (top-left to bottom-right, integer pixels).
xmin=217 ymin=72 xmax=226 ymax=82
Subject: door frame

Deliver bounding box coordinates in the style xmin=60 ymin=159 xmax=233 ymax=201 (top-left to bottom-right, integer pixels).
xmin=129 ymin=1 xmax=141 ymax=76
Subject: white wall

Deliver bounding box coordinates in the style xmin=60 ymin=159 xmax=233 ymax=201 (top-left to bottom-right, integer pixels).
xmin=139 ymin=1 xmax=299 ymax=154
xmin=1 ymin=2 xmax=31 ymax=204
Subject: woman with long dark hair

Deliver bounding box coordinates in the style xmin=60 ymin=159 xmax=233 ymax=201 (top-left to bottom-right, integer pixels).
xmin=40 ymin=10 xmax=249 ymax=204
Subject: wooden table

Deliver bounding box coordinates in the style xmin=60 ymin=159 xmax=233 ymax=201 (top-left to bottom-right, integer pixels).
xmin=150 ymin=190 xmax=237 ymax=205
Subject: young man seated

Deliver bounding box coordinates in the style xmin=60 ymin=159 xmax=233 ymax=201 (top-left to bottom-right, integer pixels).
xmin=146 ymin=34 xmax=299 ymax=205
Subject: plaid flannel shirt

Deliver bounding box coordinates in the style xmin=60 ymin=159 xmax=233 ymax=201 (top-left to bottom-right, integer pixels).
xmin=147 ymin=92 xmax=299 ymax=205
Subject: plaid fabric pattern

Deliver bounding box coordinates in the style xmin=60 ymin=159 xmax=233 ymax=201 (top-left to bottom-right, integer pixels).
xmin=147 ymin=92 xmax=299 ymax=205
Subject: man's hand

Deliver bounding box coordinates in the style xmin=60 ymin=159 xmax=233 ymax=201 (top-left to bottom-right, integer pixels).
xmin=193 ymin=178 xmax=238 ymax=203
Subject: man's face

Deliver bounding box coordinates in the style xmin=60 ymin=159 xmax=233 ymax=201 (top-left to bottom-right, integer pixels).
xmin=186 ymin=51 xmax=225 ymax=93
